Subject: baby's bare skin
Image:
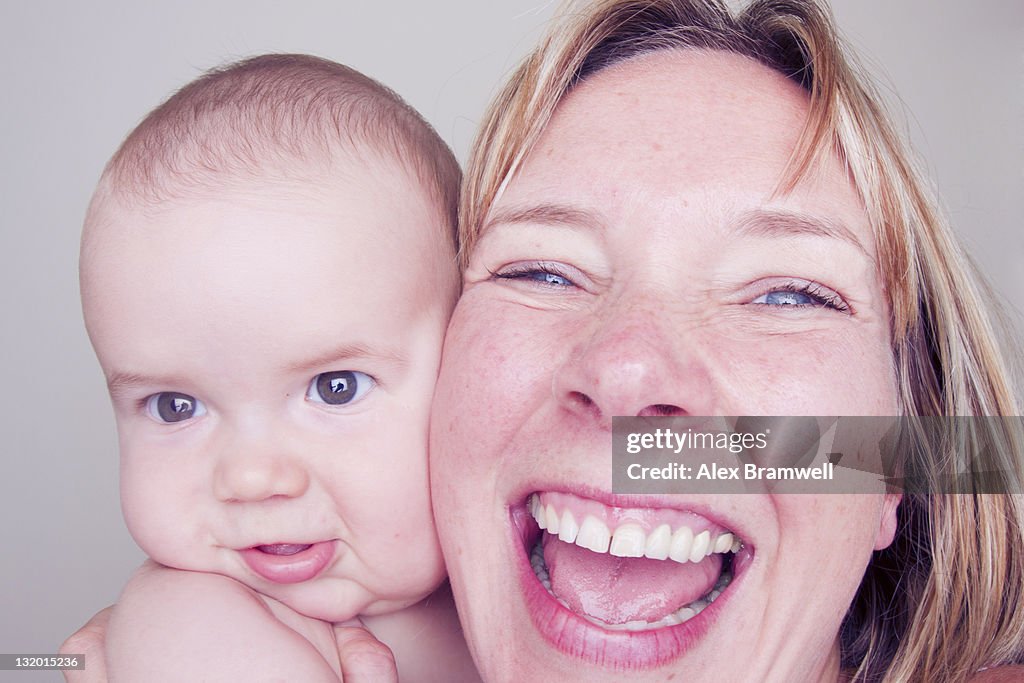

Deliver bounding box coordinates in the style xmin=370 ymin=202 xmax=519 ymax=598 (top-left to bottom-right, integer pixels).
xmin=76 ymin=55 xmax=470 ymax=682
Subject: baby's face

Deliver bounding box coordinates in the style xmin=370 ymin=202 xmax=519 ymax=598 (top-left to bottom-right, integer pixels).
xmin=83 ymin=160 xmax=457 ymax=621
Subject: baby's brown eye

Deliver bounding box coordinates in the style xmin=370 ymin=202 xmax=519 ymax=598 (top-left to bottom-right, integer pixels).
xmin=146 ymin=392 xmax=206 ymax=423
xmin=307 ymin=371 xmax=374 ymax=406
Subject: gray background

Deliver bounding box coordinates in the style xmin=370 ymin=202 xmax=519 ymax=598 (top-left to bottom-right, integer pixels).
xmin=1 ymin=1 xmax=1020 ymax=680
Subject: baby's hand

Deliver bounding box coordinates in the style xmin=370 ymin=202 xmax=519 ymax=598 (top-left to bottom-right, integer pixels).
xmin=60 ymin=606 xmax=111 ymax=683
xmin=334 ymin=619 xmax=398 ymax=683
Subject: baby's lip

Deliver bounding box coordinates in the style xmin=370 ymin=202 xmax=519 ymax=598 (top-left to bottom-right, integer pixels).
xmin=238 ymin=540 xmax=336 ymax=584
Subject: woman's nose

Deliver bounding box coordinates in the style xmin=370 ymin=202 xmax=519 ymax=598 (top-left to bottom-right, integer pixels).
xmin=213 ymin=427 xmax=310 ymax=503
xmin=553 ymin=304 xmax=715 ymax=425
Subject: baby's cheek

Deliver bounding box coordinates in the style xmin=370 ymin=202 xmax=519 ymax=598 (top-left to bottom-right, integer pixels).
xmin=121 ymin=476 xmax=171 ymax=558
xmin=119 ymin=453 xmax=201 ymax=568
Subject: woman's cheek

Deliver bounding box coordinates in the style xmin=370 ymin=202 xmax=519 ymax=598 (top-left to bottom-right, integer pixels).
xmin=719 ymin=325 xmax=896 ymax=416
xmin=435 ymin=294 xmax=563 ymax=470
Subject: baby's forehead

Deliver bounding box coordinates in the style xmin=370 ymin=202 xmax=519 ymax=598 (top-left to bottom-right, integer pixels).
xmin=87 ymin=161 xmax=450 ymax=290
xmin=101 ymin=152 xmax=424 ymax=230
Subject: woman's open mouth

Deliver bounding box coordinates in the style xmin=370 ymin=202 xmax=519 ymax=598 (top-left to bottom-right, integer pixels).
xmin=513 ymin=490 xmax=754 ymax=668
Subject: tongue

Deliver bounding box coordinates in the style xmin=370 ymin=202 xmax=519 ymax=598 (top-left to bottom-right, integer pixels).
xmin=543 ymin=533 xmax=721 ymax=624
xmin=257 ymin=543 xmax=311 ymax=556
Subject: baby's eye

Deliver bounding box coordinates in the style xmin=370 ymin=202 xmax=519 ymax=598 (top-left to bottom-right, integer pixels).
xmin=145 ymin=392 xmax=207 ymax=423
xmin=750 ymin=280 xmax=849 ymax=312
xmin=306 ymin=371 xmax=375 ymax=406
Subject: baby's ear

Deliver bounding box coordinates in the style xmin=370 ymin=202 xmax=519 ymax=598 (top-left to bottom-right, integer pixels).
xmin=873 ymin=492 xmax=902 ymax=551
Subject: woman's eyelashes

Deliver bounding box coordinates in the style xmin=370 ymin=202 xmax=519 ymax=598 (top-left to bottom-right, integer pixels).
xmin=749 ymin=279 xmax=850 ymax=313
xmin=145 ymin=392 xmax=206 ymax=424
xmin=489 ymin=261 xmax=578 ymax=289
xmin=306 ymin=370 xmax=375 ymax=406
xmin=487 ymin=263 xmax=849 ymax=314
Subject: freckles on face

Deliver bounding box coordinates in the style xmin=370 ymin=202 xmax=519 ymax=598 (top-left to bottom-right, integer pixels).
xmin=435 ymin=290 xmax=556 ymax=467
xmin=712 ymin=326 xmax=892 ymax=415
xmin=432 ymin=50 xmax=900 ymax=681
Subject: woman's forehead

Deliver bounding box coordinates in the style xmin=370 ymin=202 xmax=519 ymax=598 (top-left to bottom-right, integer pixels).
xmin=534 ymin=50 xmax=809 ymax=168
xmin=490 ymin=50 xmax=868 ymax=244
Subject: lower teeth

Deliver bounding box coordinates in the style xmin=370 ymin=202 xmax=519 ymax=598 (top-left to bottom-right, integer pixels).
xmin=529 ymin=540 xmax=732 ymax=632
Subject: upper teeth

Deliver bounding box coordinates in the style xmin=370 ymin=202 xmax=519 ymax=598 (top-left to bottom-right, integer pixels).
xmin=529 ymin=493 xmax=741 ymax=563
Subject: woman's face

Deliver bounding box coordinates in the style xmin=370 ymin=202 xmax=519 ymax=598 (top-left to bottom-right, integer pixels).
xmin=432 ymin=50 xmax=900 ymax=682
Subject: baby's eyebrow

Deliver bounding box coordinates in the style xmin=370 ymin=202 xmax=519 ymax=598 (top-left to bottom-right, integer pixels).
xmin=106 ymin=371 xmax=182 ymax=397
xmin=286 ymin=343 xmax=409 ymax=373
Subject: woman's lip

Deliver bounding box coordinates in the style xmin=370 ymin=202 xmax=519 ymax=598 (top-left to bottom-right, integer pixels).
xmin=238 ymin=540 xmax=336 ymax=584
xmin=508 ymin=492 xmax=752 ymax=669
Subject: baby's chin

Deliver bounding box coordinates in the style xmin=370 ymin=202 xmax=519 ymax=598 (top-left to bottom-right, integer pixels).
xmin=257 ymin=572 xmax=445 ymax=623
xmin=240 ymin=567 xmax=444 ymax=622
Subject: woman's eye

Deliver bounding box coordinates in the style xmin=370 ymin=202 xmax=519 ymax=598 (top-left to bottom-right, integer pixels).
xmin=145 ymin=392 xmax=206 ymax=423
xmin=306 ymin=370 xmax=375 ymax=406
xmin=491 ymin=262 xmax=577 ymax=288
xmin=754 ymin=290 xmax=818 ymax=306
xmin=750 ymin=281 xmax=849 ymax=312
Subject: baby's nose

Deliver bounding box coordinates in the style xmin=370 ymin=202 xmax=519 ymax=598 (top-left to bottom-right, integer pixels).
xmin=213 ymin=441 xmax=310 ymax=503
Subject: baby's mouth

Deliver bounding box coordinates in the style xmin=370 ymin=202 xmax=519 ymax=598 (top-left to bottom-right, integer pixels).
xmin=255 ymin=543 xmax=313 ymax=555
xmin=239 ymin=540 xmax=336 ymax=584
xmin=524 ymin=492 xmax=745 ymax=631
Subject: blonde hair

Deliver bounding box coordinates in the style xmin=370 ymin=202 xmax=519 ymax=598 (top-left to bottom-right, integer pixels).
xmin=461 ymin=0 xmax=1024 ymax=679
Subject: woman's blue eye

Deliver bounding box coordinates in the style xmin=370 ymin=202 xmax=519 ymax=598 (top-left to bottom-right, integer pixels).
xmin=306 ymin=370 xmax=375 ymax=406
xmin=146 ymin=392 xmax=206 ymax=423
xmin=531 ymin=271 xmax=572 ymax=286
xmin=755 ymin=290 xmax=818 ymax=306
xmin=493 ymin=263 xmax=577 ymax=288
xmin=750 ymin=281 xmax=848 ymax=312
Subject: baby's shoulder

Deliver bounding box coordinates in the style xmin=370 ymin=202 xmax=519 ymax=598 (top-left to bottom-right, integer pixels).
xmin=108 ymin=561 xmax=341 ymax=681
xmin=121 ymin=560 xmax=262 ymax=605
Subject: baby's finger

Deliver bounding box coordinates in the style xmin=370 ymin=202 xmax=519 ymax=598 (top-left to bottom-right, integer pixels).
xmin=60 ymin=606 xmax=113 ymax=683
xmin=334 ymin=621 xmax=398 ymax=683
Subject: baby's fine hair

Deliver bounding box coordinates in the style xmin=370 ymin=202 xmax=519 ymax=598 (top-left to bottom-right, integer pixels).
xmin=93 ymin=53 xmax=460 ymax=245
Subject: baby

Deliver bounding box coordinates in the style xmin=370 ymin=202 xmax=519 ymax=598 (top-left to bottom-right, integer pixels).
xmin=79 ymin=54 xmax=475 ymax=681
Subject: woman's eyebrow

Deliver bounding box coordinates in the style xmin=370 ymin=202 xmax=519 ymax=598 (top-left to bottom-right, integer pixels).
xmin=484 ymin=203 xmax=603 ymax=233
xmin=732 ymin=208 xmax=872 ymax=260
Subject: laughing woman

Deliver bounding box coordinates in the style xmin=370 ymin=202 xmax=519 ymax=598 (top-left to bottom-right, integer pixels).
xmin=429 ymin=0 xmax=1024 ymax=681
xmin=62 ymin=1 xmax=1024 ymax=681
